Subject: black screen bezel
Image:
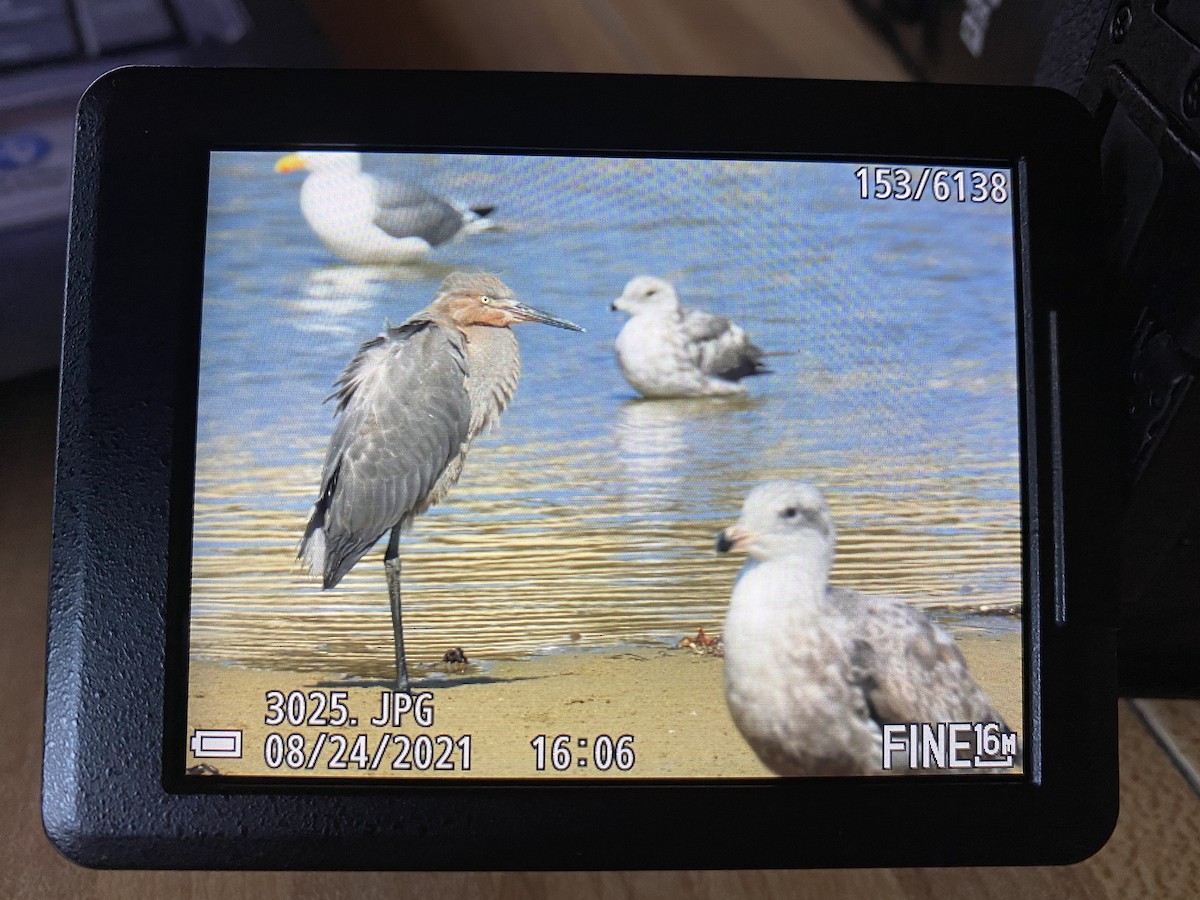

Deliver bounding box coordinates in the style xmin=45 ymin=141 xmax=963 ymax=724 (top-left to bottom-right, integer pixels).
xmin=44 ymin=68 xmax=1117 ymax=870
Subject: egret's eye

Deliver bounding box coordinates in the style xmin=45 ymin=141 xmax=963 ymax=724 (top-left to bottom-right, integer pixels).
xmin=481 ymin=296 xmax=492 ymax=305
xmin=781 ymin=507 xmax=798 ymax=520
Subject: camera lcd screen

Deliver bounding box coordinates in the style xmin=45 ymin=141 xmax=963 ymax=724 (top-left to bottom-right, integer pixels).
xmin=185 ymin=149 xmax=1025 ymax=781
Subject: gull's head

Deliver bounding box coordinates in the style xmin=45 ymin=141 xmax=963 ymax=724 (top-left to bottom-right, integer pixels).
xmin=436 ymin=272 xmax=585 ymax=332
xmin=716 ymin=481 xmax=836 ymax=563
xmin=611 ymin=276 xmax=682 ymax=315
xmin=274 ymin=151 xmax=363 ymax=176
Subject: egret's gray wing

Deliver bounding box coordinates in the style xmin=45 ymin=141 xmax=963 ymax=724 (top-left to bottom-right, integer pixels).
xmin=680 ymin=308 xmax=767 ymax=381
xmin=301 ymin=320 xmax=471 ymax=588
xmin=836 ymin=587 xmax=1007 ymax=728
xmin=368 ymin=175 xmax=465 ymax=246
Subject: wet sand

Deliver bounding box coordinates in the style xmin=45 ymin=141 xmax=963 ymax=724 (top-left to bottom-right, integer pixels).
xmin=187 ymin=631 xmax=1022 ymax=779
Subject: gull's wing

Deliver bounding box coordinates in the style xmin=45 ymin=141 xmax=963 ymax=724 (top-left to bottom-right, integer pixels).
xmin=368 ymin=175 xmax=466 ymax=246
xmin=301 ymin=320 xmax=472 ymax=587
xmin=835 ymin=587 xmax=1008 ymax=728
xmin=680 ymin=307 xmax=767 ymax=380
xmin=730 ymin=624 xmax=882 ymax=776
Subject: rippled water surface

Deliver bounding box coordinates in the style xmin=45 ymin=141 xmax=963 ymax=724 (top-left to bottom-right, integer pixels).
xmin=193 ymin=152 xmax=1022 ymax=678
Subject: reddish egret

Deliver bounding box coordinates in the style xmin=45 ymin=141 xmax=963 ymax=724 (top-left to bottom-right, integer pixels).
xmin=716 ymin=482 xmax=1012 ymax=775
xmin=611 ymin=275 xmax=768 ymax=398
xmin=299 ymin=272 xmax=583 ymax=690
xmin=275 ymin=151 xmax=495 ymax=264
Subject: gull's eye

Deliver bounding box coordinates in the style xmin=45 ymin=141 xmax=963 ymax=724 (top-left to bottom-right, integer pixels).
xmin=481 ymin=296 xmax=492 ymax=305
xmin=646 ymin=288 xmax=658 ymax=296
xmin=781 ymin=506 xmax=798 ymax=520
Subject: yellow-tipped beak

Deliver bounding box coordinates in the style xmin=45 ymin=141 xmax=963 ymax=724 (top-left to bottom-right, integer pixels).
xmin=274 ymin=153 xmax=307 ymax=174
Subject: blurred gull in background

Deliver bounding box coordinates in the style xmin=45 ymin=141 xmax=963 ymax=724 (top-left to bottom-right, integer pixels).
xmin=275 ymin=151 xmax=496 ymax=264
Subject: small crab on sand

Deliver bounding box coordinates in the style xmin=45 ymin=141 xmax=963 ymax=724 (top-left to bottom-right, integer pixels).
xmin=675 ymin=627 xmax=724 ymax=656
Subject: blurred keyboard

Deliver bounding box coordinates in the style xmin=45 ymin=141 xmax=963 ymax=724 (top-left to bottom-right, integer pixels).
xmin=0 ymin=0 xmax=331 ymax=381
xmin=2 ymin=0 xmax=193 ymax=67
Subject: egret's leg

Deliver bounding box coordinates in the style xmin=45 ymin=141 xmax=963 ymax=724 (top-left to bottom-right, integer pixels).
xmin=384 ymin=526 xmax=410 ymax=692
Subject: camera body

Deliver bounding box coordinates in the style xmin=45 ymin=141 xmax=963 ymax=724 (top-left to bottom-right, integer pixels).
xmin=43 ymin=68 xmax=1117 ymax=869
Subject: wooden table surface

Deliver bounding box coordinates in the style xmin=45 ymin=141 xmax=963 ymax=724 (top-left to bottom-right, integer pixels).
xmin=4 ymin=2 xmax=1200 ymax=895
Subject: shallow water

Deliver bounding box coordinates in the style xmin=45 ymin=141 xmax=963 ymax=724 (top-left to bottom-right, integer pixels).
xmin=192 ymin=152 xmax=1023 ymax=678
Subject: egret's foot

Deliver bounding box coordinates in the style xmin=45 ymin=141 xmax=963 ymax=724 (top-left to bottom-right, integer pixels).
xmin=394 ymin=666 xmax=411 ymax=694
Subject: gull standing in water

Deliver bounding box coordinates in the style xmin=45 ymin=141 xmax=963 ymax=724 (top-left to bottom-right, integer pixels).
xmin=299 ymin=273 xmax=584 ymax=690
xmin=275 ymin=151 xmax=496 ymax=264
xmin=716 ymin=482 xmax=1012 ymax=776
xmin=611 ymin=276 xmax=768 ymax=398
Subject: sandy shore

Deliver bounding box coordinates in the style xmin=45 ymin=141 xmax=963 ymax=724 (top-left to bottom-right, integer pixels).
xmin=186 ymin=631 xmax=1022 ymax=779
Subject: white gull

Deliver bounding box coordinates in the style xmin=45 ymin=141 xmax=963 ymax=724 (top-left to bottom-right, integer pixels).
xmin=275 ymin=151 xmax=495 ymax=265
xmin=611 ymin=276 xmax=768 ymax=398
xmin=716 ymin=481 xmax=1012 ymax=776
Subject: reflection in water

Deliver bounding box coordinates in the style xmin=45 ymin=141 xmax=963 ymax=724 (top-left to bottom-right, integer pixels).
xmin=615 ymin=398 xmax=693 ymax=485
xmin=300 ymin=262 xmax=460 ymax=304
xmin=612 ymin=396 xmax=760 ymax=558
xmin=613 ymin=397 xmax=746 ymax=506
xmin=191 ymin=432 xmax=1021 ymax=680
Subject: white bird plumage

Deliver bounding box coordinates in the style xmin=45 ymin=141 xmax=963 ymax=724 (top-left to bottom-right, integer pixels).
xmin=611 ymin=276 xmax=768 ymax=398
xmin=275 ymin=151 xmax=495 ymax=265
xmin=717 ymin=481 xmax=1012 ymax=776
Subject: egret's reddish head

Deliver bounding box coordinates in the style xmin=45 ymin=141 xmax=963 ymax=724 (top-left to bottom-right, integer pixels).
xmin=435 ymin=273 xmax=584 ymax=332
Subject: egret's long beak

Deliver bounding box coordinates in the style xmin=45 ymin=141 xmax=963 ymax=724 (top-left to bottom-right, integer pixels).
xmin=716 ymin=524 xmax=754 ymax=553
xmin=274 ymin=153 xmax=308 ymax=174
xmin=512 ymin=301 xmax=585 ymax=332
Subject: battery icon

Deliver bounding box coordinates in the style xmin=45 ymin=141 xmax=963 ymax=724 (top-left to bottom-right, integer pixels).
xmin=190 ymin=729 xmax=243 ymax=758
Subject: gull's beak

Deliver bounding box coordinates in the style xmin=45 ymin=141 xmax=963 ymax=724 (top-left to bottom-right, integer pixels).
xmin=511 ymin=301 xmax=585 ymax=332
xmin=716 ymin=524 xmax=753 ymax=553
xmin=611 ymin=297 xmax=626 ymax=312
xmin=274 ymin=153 xmax=308 ymax=174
